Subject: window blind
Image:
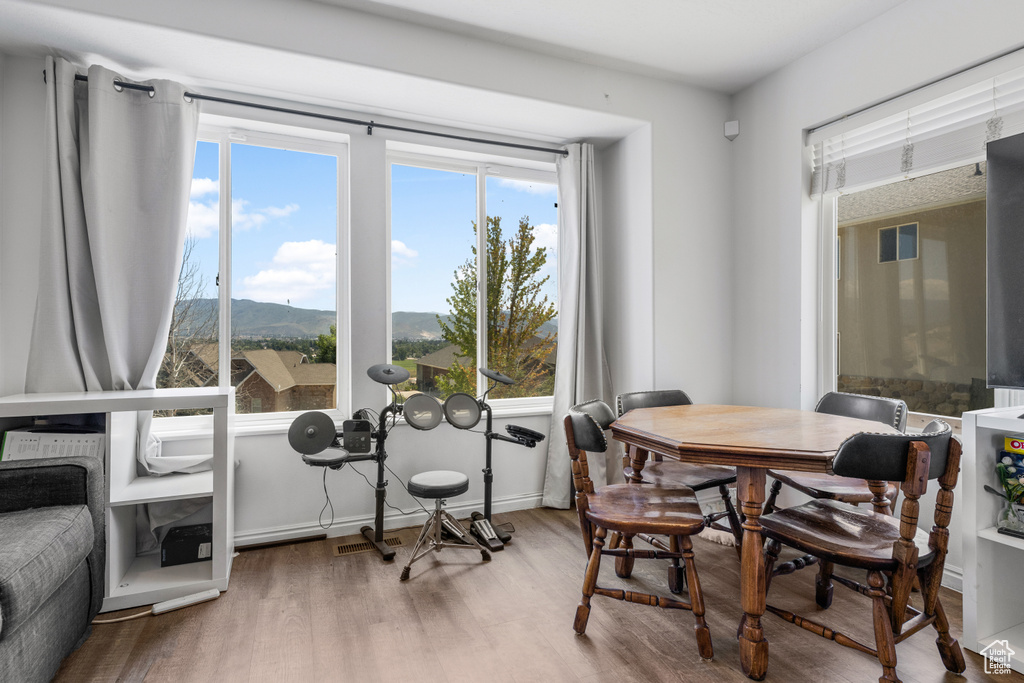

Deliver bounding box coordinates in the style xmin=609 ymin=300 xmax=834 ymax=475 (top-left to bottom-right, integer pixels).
xmin=811 ymin=63 xmax=1024 ymax=195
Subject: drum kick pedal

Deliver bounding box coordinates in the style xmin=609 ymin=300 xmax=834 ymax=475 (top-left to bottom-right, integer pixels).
xmin=470 ymin=513 xmax=506 ymax=553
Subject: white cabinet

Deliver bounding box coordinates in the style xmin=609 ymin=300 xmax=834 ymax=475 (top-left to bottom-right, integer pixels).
xmin=0 ymin=388 xmax=235 ymax=612
xmin=962 ymin=405 xmax=1024 ymax=673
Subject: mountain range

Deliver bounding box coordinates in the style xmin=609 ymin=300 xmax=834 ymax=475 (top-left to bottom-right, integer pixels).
xmin=187 ymin=299 xmax=554 ymax=340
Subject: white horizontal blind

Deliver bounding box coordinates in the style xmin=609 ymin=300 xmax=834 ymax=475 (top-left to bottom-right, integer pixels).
xmin=811 ymin=64 xmax=1024 ymax=195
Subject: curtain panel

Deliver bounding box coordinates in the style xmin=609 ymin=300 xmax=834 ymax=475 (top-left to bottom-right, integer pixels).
xmin=26 ymin=57 xmax=202 ymax=475
xmin=541 ymin=142 xmax=612 ymax=509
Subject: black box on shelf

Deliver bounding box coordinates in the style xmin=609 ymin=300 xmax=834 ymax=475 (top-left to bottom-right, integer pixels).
xmin=161 ymin=523 xmax=213 ymax=567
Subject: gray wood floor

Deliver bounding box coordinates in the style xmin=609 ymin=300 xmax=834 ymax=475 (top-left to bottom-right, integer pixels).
xmin=57 ymin=507 xmax=1020 ymax=682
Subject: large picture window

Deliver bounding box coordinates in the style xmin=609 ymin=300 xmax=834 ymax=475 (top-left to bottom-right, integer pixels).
xmin=389 ymin=153 xmax=558 ymax=401
xmin=835 ymin=162 xmax=993 ymax=418
xmin=157 ymin=126 xmax=346 ymax=418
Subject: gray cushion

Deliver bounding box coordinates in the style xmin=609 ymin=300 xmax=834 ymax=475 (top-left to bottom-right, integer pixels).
xmin=0 ymin=560 xmax=91 ymax=683
xmin=0 ymin=456 xmax=106 ymax=623
xmin=0 ymin=506 xmax=94 ymax=640
xmin=407 ymin=470 xmax=469 ymax=499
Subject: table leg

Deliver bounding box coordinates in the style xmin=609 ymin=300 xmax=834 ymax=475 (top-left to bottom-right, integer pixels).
xmin=627 ymin=445 xmax=649 ymax=482
xmin=737 ymin=466 xmax=769 ymax=680
xmin=615 ymin=445 xmax=650 ymax=578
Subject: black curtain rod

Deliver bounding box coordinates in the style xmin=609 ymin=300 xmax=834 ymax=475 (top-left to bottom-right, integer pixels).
xmin=71 ymin=74 xmax=568 ymax=157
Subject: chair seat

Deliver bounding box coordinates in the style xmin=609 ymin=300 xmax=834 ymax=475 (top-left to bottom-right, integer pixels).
xmin=768 ymin=470 xmax=896 ymax=504
xmin=624 ymin=461 xmax=736 ymax=491
xmin=759 ymin=499 xmax=935 ymax=571
xmin=586 ymin=484 xmax=705 ymax=536
xmin=407 ymin=470 xmax=469 ymax=499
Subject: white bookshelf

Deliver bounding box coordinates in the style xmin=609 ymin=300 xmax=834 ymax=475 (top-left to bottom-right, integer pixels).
xmin=962 ymin=405 xmax=1024 ymax=674
xmin=0 ymin=388 xmax=235 ymax=612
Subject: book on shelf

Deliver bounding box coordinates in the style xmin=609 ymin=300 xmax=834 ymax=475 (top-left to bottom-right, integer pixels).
xmin=0 ymin=425 xmax=104 ymax=461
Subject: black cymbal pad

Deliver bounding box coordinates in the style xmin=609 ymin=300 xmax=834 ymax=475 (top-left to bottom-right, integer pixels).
xmin=480 ymin=367 xmax=514 ymax=385
xmin=367 ymin=363 xmax=411 ymax=385
xmin=288 ymin=411 xmax=338 ymax=455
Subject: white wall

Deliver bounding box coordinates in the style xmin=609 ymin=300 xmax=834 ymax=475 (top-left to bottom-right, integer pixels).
xmin=599 ymin=126 xmax=655 ymax=395
xmin=0 ymin=1 xmax=733 ymax=543
xmin=733 ymin=0 xmax=1024 ymax=585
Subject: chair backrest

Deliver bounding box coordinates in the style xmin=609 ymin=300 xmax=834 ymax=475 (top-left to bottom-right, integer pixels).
xmin=832 ymin=419 xmax=961 ymax=633
xmin=567 ymin=399 xmax=615 ymax=454
xmin=616 ymin=389 xmax=693 ymax=417
xmin=563 ymin=399 xmax=616 ymax=555
xmin=815 ymin=391 xmax=908 ymax=432
xmin=831 ymin=419 xmax=954 ymax=483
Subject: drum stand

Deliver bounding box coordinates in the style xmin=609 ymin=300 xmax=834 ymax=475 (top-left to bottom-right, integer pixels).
xmin=359 ymin=402 xmax=399 ymax=561
xmin=289 ymin=364 xmax=413 ymax=564
xmin=468 ymin=403 xmax=544 ymax=552
xmin=468 ymin=401 xmax=522 ymax=552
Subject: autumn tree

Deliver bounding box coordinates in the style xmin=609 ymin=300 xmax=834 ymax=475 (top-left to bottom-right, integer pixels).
xmin=436 ymin=215 xmax=557 ymax=399
xmin=156 ymin=237 xmax=219 ymax=415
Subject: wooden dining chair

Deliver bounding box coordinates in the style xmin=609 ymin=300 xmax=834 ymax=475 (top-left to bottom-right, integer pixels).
xmin=765 ymin=391 xmax=908 ymax=607
xmin=564 ymin=399 xmax=713 ymax=659
xmin=760 ymin=420 xmax=965 ymax=683
xmin=617 ymin=390 xmax=743 ymax=551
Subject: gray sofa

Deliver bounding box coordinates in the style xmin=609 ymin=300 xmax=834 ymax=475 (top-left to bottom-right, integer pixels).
xmin=0 ymin=455 xmax=105 ymax=683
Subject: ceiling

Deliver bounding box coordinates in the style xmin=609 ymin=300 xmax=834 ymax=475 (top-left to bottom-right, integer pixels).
xmin=0 ymin=0 xmax=908 ymax=144
xmin=316 ymin=0 xmax=908 ymax=93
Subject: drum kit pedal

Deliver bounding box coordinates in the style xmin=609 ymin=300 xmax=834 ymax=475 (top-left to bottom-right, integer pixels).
xmin=288 ymin=364 xmax=545 ymax=560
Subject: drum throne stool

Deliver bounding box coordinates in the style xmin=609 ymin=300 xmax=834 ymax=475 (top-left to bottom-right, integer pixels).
xmin=400 ymin=470 xmax=491 ymax=580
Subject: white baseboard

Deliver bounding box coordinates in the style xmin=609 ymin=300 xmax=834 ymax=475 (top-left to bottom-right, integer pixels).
xmin=942 ymin=563 xmax=963 ymax=593
xmin=233 ymin=491 xmax=544 ymax=548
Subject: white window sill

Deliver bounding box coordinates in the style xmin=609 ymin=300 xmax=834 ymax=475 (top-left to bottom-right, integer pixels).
xmin=154 ymin=398 xmax=554 ymax=440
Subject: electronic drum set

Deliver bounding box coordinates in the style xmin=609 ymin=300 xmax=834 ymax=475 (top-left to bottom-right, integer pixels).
xmin=288 ymin=363 xmax=544 ymax=561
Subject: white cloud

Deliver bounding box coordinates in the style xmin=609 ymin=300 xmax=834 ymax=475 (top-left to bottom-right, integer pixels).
xmin=190 ymin=177 xmax=218 ymax=199
xmin=236 ymin=239 xmax=336 ymax=305
xmin=232 ymin=198 xmax=268 ymax=232
xmin=261 ymin=203 xmax=300 ymax=218
xmin=496 ymin=178 xmax=557 ymax=195
xmin=186 ymin=191 xmax=302 ymax=241
xmin=391 ymin=240 xmax=418 ymax=268
xmin=532 ymin=223 xmax=558 ymax=253
xmin=186 ymin=200 xmax=219 ymax=240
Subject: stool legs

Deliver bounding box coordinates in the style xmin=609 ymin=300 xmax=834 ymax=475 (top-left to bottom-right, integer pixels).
xmin=400 ymin=497 xmax=491 ymax=581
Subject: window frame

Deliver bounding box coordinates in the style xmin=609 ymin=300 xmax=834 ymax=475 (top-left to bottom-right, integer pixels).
xmin=386 ymin=149 xmax=558 ymax=410
xmin=155 ymin=119 xmax=351 ymax=430
xmin=877 ymin=222 xmax=919 ymax=264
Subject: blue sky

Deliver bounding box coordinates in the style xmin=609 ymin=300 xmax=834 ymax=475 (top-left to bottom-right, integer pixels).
xmin=186 ymin=142 xmax=557 ymax=319
xmin=390 ymin=164 xmax=558 ymax=314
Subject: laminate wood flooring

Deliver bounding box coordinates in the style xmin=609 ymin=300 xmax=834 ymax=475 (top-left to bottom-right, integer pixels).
xmin=56 ymin=508 xmax=1020 ymax=682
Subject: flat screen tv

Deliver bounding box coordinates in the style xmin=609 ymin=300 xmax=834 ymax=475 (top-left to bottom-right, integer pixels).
xmin=987 ymin=132 xmax=1024 ymax=388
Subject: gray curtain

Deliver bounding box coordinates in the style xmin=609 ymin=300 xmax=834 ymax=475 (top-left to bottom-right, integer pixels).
xmin=26 ymin=57 xmax=202 ymax=475
xmin=542 ymin=142 xmax=612 ymax=508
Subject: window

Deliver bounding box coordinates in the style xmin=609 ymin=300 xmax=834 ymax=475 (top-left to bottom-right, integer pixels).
xmin=389 ymin=153 xmax=558 ymax=401
xmin=878 ymin=223 xmax=918 ymax=263
xmin=157 ymin=125 xmax=347 ymax=418
xmin=834 ymin=162 xmax=992 ymax=418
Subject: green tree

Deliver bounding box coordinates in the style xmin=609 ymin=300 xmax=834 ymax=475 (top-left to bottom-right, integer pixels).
xmin=436 ymin=215 xmax=557 ymax=398
xmin=313 ymin=324 xmax=337 ymax=364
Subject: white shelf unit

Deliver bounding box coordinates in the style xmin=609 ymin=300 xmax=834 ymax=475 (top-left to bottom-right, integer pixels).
xmin=962 ymin=405 xmax=1024 ymax=673
xmin=0 ymin=387 xmax=235 ymax=612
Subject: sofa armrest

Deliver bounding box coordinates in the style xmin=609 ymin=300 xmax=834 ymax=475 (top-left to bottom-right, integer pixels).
xmin=0 ymin=456 xmax=106 ymax=620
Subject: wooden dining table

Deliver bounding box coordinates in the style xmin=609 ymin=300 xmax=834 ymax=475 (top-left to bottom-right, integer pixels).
xmin=610 ymin=403 xmax=901 ymax=681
